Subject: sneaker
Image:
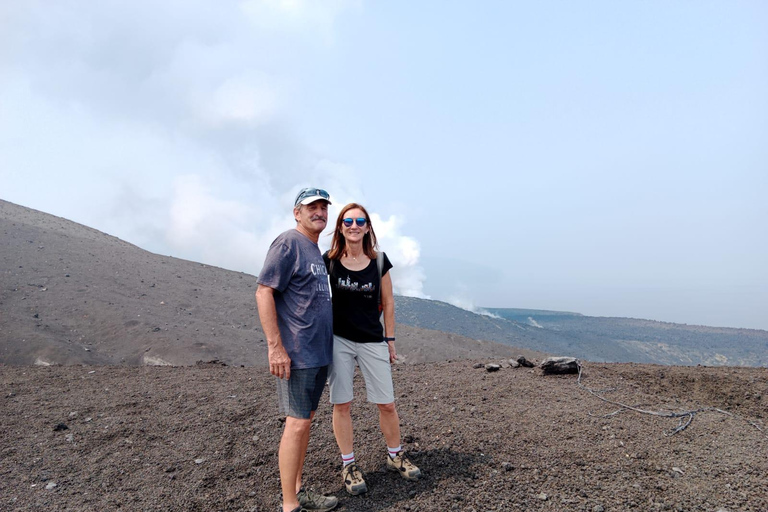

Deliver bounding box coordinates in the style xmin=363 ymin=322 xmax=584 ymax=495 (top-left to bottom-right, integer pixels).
xmin=297 ymin=487 xmax=338 ymax=511
xmin=386 ymin=450 xmax=421 ymax=480
xmin=341 ymin=462 xmax=368 ymax=495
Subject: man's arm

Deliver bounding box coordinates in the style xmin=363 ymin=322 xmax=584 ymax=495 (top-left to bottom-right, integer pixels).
xmin=256 ymin=284 xmax=292 ymax=380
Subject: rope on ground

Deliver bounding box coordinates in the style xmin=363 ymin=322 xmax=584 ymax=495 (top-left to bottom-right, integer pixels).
xmin=575 ymin=362 xmax=762 ymax=437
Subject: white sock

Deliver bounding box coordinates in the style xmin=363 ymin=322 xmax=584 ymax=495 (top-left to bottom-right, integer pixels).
xmin=388 ymin=445 xmax=402 ymax=459
xmin=342 ymin=452 xmax=355 ymax=467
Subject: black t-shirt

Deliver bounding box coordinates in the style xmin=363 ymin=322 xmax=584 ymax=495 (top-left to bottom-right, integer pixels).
xmin=323 ymin=252 xmax=393 ymax=343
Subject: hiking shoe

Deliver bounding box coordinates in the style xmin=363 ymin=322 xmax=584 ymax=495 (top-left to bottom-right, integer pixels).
xmin=341 ymin=462 xmax=368 ymax=495
xmin=297 ymin=487 xmax=338 ymax=511
xmin=386 ymin=450 xmax=421 ymax=480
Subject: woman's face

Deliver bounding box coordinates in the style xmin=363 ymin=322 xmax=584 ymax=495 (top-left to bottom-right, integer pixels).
xmin=340 ymin=207 xmax=369 ymax=244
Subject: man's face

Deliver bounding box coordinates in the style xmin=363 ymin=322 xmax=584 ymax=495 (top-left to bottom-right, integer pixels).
xmin=294 ymin=200 xmax=329 ymax=236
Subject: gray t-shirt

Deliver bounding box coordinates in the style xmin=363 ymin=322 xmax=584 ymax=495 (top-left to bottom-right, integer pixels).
xmin=257 ymin=229 xmax=333 ymax=369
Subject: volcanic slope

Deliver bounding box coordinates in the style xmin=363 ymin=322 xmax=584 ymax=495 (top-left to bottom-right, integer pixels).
xmin=0 ymin=199 xmax=538 ymax=366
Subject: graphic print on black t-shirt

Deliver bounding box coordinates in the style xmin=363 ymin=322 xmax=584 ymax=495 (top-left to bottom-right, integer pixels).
xmin=336 ymin=275 xmax=376 ymax=294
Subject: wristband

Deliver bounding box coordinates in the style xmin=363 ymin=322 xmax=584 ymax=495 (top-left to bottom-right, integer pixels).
xmin=384 ymin=337 xmax=396 ymax=342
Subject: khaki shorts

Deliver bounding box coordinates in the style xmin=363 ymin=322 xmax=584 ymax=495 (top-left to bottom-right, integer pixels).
xmin=329 ymin=334 xmax=395 ymax=404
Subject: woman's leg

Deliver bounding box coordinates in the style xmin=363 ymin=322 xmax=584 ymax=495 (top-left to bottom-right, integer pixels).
xmin=377 ymin=402 xmax=401 ymax=449
xmin=329 ymin=335 xmax=357 ymax=459
xmin=332 ymin=402 xmax=354 ymax=455
xmin=379 ymin=400 xmax=422 ymax=480
xmin=334 ymin=400 xmax=368 ymax=495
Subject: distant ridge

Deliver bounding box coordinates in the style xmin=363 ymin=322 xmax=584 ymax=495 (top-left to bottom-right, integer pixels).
xmin=395 ymin=298 xmax=767 ymax=367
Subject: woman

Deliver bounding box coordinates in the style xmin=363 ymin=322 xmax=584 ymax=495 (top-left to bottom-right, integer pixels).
xmin=323 ymin=203 xmax=421 ymax=496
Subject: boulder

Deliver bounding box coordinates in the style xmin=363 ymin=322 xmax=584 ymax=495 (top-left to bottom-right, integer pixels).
xmin=516 ymin=356 xmax=535 ymax=368
xmin=540 ymin=357 xmax=580 ymax=375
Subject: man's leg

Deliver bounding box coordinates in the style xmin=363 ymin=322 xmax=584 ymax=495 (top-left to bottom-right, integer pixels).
xmin=277 ymin=367 xmax=336 ymax=511
xmin=280 ymin=415 xmax=311 ymax=512
xmin=293 ymin=410 xmax=315 ymax=493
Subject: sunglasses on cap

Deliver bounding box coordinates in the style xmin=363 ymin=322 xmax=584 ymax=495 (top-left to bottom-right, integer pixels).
xmin=343 ymin=217 xmax=367 ymax=227
xmin=294 ymin=188 xmax=331 ymax=206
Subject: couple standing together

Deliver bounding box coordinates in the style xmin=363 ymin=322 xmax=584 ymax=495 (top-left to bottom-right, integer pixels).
xmin=256 ymin=187 xmax=421 ymax=512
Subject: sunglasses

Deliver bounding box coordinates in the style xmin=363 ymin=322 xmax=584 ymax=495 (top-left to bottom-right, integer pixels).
xmin=342 ymin=217 xmax=367 ymax=227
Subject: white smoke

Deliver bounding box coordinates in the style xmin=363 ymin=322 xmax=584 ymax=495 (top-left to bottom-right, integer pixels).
xmin=446 ymin=295 xmax=501 ymax=319
xmin=0 ymin=0 xmax=427 ymax=297
xmin=527 ymin=317 xmax=543 ymax=328
xmin=370 ymin=213 xmax=429 ymax=299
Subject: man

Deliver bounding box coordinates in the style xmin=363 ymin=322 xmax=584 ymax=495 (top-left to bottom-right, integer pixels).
xmin=256 ymin=187 xmax=338 ymax=512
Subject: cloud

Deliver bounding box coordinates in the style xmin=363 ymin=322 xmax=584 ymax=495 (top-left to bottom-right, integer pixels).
xmin=198 ymin=74 xmax=280 ymax=127
xmin=239 ymin=0 xmax=360 ymax=41
xmin=168 ymin=175 xmax=263 ymax=269
xmin=0 ymin=0 xmax=428 ymax=298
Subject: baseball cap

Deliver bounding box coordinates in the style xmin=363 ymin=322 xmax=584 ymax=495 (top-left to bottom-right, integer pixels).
xmin=294 ymin=188 xmax=331 ymax=207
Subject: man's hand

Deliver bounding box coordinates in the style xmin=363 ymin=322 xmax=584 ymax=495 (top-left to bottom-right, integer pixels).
xmin=269 ymin=345 xmax=292 ymax=380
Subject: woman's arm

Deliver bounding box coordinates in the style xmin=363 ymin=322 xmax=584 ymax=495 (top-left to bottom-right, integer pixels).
xmin=381 ymin=271 xmax=396 ymax=362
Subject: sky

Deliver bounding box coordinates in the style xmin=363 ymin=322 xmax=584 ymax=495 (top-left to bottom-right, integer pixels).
xmin=1 ymin=1 xmax=766 ymax=330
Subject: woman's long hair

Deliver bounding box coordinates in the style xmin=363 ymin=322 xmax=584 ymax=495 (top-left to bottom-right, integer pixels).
xmin=327 ymin=203 xmax=378 ymax=260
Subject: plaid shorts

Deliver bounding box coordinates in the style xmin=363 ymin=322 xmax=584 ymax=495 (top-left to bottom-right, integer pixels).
xmin=276 ymin=366 xmax=329 ymax=419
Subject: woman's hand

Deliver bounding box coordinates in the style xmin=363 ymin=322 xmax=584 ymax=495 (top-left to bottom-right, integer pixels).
xmin=387 ymin=340 xmax=397 ymax=363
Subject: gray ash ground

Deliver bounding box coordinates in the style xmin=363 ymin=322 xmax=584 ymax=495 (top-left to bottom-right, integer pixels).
xmin=2 ymin=361 xmax=766 ymax=511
